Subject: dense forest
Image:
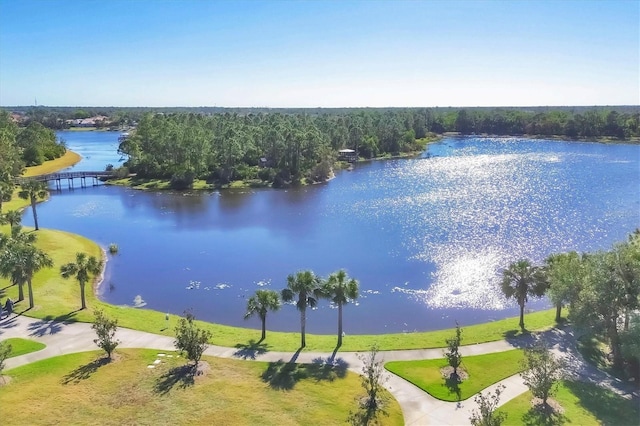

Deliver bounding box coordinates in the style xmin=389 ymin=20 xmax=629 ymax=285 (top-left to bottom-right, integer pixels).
xmin=116 ymin=106 xmax=640 ymax=188
xmin=118 ymin=111 xmax=427 ymax=187
xmin=2 ymin=105 xmax=639 ymax=188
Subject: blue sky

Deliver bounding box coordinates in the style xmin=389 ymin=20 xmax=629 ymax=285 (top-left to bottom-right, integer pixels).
xmin=0 ymin=0 xmax=638 ymax=107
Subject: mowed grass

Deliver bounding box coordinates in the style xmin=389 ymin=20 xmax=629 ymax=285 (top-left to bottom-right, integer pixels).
xmin=385 ymin=350 xmax=525 ymax=401
xmin=2 ymin=338 xmax=46 ymax=358
xmin=0 ymin=223 xmax=556 ymax=352
xmin=21 ymin=150 xmax=81 ymax=177
xmin=0 ymin=349 xmax=403 ymax=426
xmin=496 ymin=380 xmax=639 ymax=425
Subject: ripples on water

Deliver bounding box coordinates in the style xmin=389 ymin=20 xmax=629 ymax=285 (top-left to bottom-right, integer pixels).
xmin=30 ymin=135 xmax=640 ymax=333
xmin=341 ymin=138 xmax=639 ymax=312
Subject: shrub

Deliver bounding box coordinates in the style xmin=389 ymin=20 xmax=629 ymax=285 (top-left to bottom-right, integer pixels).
xmin=108 ymin=243 xmax=118 ymax=254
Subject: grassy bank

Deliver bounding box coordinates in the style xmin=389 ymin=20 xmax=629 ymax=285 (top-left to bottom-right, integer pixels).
xmin=385 ymin=350 xmax=525 ymax=401
xmin=497 ymin=380 xmax=639 ymax=425
xmin=22 ymin=150 xmax=81 ymax=177
xmin=0 ymin=349 xmax=404 ymax=425
xmin=0 ymin=225 xmax=556 ymax=352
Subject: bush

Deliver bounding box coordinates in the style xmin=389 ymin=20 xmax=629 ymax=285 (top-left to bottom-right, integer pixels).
xmin=169 ymin=169 xmax=195 ymax=190
xmin=0 ymin=341 xmax=12 ymax=375
xmin=174 ymin=311 xmax=212 ymax=369
xmin=92 ymin=309 xmax=120 ymax=359
xmin=108 ymin=243 xmax=118 ymax=254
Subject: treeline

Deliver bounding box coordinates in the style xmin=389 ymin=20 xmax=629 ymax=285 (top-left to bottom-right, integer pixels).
xmin=0 ymin=110 xmax=65 ymax=177
xmin=118 ymin=111 xmax=426 ymax=188
xmin=4 ymin=105 xmax=640 ymax=138
xmin=506 ymin=231 xmax=640 ymax=381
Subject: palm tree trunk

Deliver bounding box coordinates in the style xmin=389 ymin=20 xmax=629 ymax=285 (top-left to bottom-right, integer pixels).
xmin=17 ymin=281 xmax=24 ymax=301
xmin=80 ymin=281 xmax=87 ymax=310
xmin=27 ymin=277 xmax=34 ymax=309
xmin=337 ymin=303 xmax=343 ymax=347
xmin=301 ymin=308 xmax=306 ymax=348
xmin=31 ymin=197 xmax=39 ymax=230
xmin=555 ymin=303 xmax=562 ymax=322
xmin=519 ymin=303 xmax=525 ymax=331
xmin=260 ymin=314 xmax=266 ymax=341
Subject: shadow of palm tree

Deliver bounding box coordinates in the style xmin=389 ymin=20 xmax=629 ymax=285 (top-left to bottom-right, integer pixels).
xmin=0 ymin=315 xmax=19 ymax=334
xmin=61 ymin=357 xmax=111 ymax=384
xmin=27 ymin=311 xmax=79 ymax=337
xmin=308 ymin=356 xmax=349 ymax=382
xmin=522 ymin=403 xmax=567 ymax=426
xmin=233 ymin=339 xmax=269 ymax=360
xmin=261 ymin=360 xmax=306 ymax=390
xmin=154 ymin=364 xmax=196 ymax=395
xmin=261 ymin=355 xmax=350 ymax=390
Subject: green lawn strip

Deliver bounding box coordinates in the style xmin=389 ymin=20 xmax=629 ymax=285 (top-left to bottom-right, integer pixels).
xmin=1 ymin=338 xmax=46 ymax=358
xmin=0 ymin=349 xmax=403 ymax=425
xmin=22 ymin=150 xmax=82 ymax=177
xmin=385 ymin=349 xmax=525 ymax=401
xmin=496 ymin=380 xmax=639 ymax=425
xmin=0 ymin=228 xmax=556 ymax=352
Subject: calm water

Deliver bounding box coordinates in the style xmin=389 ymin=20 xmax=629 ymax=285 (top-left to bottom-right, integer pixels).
xmin=23 ymin=132 xmax=640 ymax=334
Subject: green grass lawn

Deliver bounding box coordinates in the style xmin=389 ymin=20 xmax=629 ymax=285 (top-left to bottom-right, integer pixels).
xmin=21 ymin=150 xmax=81 ymax=177
xmin=0 ymin=349 xmax=403 ymax=425
xmin=2 ymin=338 xmax=46 ymax=358
xmin=497 ymin=380 xmax=639 ymax=425
xmin=385 ymin=350 xmax=525 ymax=401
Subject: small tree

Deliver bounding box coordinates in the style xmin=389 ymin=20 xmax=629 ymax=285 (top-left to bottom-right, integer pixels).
xmin=469 ymin=384 xmax=507 ymax=426
xmin=521 ymin=341 xmax=564 ymax=407
xmin=0 ymin=341 xmax=12 ymax=376
xmin=444 ymin=321 xmax=463 ymax=378
xmin=91 ymin=309 xmax=120 ymax=359
xmin=174 ymin=311 xmax=212 ymax=370
xmin=348 ymin=344 xmax=388 ymax=425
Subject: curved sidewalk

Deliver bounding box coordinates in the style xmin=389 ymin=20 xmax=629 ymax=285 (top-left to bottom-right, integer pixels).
xmin=1 ymin=314 xmax=637 ymax=425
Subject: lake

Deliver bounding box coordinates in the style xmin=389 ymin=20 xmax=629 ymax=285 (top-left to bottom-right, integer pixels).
xmin=22 ymin=131 xmax=640 ymax=334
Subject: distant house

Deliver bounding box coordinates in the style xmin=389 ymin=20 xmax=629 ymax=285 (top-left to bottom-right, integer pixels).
xmin=338 ymin=149 xmax=357 ymax=163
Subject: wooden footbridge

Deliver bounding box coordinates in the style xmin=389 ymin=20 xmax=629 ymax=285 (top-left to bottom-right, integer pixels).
xmin=16 ymin=171 xmax=115 ymax=190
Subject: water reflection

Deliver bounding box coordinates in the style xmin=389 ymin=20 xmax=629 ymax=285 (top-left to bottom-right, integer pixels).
xmin=26 ymin=135 xmax=640 ymax=334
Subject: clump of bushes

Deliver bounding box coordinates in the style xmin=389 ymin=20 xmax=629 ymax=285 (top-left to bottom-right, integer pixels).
xmin=108 ymin=243 xmax=118 ymax=254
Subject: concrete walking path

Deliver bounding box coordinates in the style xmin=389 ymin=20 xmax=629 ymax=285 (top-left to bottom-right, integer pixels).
xmin=1 ymin=314 xmax=637 ymax=425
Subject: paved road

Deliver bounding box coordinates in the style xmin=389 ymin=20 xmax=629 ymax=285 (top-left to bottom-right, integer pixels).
xmin=1 ymin=314 xmax=637 ymax=425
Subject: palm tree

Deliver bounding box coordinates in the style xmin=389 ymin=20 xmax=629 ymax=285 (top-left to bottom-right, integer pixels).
xmin=60 ymin=252 xmax=103 ymax=310
xmin=244 ymin=289 xmax=281 ymax=341
xmin=281 ymin=270 xmax=322 ymax=348
xmin=0 ymin=228 xmax=37 ymax=302
xmin=18 ymin=180 xmax=48 ymax=231
xmin=2 ymin=210 xmax=22 ymax=229
xmin=501 ymin=259 xmax=549 ymax=331
xmin=322 ymin=269 xmax=359 ymax=347
xmin=0 ymin=239 xmax=52 ymax=308
xmin=19 ymin=243 xmax=52 ymax=309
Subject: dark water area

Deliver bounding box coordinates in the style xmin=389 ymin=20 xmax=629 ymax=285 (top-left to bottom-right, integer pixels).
xmin=24 ymin=133 xmax=640 ymax=334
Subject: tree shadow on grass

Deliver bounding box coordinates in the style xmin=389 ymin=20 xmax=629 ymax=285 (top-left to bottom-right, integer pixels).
xmin=261 ymin=360 xmax=307 ymax=390
xmin=233 ymin=339 xmax=269 ymax=360
xmin=27 ymin=311 xmax=80 ymax=337
xmin=522 ymin=403 xmax=567 ymax=426
xmin=564 ymin=380 xmax=639 ymax=424
xmin=308 ymin=356 xmax=349 ymax=382
xmin=61 ymin=357 xmax=111 ymax=385
xmin=444 ymin=372 xmax=462 ymax=401
xmin=262 ymin=355 xmax=349 ymax=390
xmin=154 ymin=364 xmax=196 ymax=395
